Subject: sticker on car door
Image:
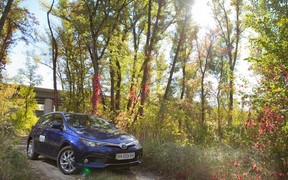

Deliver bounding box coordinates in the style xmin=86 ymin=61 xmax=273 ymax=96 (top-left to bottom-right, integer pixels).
xmin=39 ymin=135 xmax=45 ymax=142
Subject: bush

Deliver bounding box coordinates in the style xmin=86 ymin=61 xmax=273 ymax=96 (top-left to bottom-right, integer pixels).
xmin=0 ymin=128 xmax=36 ymax=180
xmin=0 ymin=149 xmax=36 ymax=180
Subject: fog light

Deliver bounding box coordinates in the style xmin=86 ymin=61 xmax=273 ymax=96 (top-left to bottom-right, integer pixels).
xmin=84 ymin=159 xmax=89 ymax=164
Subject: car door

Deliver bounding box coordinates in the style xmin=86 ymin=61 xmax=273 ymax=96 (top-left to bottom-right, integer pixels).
xmin=34 ymin=114 xmax=52 ymax=155
xmin=42 ymin=113 xmax=66 ymax=158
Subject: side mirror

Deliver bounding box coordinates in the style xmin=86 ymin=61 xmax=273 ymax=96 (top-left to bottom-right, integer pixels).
xmin=51 ymin=122 xmax=63 ymax=130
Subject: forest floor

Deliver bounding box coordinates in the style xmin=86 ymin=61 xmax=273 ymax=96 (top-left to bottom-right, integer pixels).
xmin=17 ymin=136 xmax=160 ymax=180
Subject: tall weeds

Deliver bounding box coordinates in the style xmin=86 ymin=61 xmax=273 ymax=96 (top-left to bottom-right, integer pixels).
xmin=0 ymin=124 xmax=36 ymax=180
xmin=141 ymin=138 xmax=278 ymax=180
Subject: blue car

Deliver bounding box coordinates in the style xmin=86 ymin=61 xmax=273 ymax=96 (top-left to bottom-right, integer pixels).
xmin=26 ymin=112 xmax=142 ymax=174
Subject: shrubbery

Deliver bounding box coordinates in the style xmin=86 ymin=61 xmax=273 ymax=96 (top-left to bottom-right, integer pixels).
xmin=141 ymin=138 xmax=282 ymax=180
xmin=0 ymin=124 xmax=36 ymax=180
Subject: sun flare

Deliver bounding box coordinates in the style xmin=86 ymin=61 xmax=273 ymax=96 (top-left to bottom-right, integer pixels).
xmin=191 ymin=0 xmax=214 ymax=27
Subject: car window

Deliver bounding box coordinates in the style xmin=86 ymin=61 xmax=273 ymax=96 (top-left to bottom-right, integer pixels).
xmin=50 ymin=114 xmax=63 ymax=126
xmin=39 ymin=114 xmax=52 ymax=126
xmin=65 ymin=114 xmax=115 ymax=130
xmin=38 ymin=114 xmax=63 ymax=127
xmin=37 ymin=116 xmax=45 ymax=125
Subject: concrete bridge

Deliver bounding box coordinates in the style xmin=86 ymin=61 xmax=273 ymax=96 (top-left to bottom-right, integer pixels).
xmin=34 ymin=87 xmax=60 ymax=116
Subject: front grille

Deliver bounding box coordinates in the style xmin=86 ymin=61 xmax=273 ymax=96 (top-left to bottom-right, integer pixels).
xmin=106 ymin=144 xmax=135 ymax=150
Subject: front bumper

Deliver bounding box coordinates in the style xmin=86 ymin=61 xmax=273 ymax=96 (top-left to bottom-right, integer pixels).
xmin=74 ymin=145 xmax=143 ymax=168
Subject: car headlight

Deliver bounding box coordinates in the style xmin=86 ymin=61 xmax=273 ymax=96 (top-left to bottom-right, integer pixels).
xmin=132 ymin=140 xmax=140 ymax=146
xmin=130 ymin=140 xmax=142 ymax=148
xmin=80 ymin=138 xmax=105 ymax=147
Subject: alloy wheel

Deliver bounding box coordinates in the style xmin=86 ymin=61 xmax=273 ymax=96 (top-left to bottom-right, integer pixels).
xmin=59 ymin=149 xmax=76 ymax=173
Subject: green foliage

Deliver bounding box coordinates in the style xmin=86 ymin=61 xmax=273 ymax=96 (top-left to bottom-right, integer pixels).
xmin=13 ymin=86 xmax=38 ymax=132
xmin=0 ymin=131 xmax=36 ymax=179
xmin=0 ymin=83 xmax=38 ymax=133
xmin=0 ymin=87 xmax=37 ymax=177
xmin=0 ymin=83 xmax=18 ymax=122
xmin=10 ymin=56 xmax=41 ymax=133
xmin=244 ymin=0 xmax=288 ymax=175
xmin=0 ymin=0 xmax=38 ymax=79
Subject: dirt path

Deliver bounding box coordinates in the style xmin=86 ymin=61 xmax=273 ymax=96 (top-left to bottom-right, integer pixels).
xmin=17 ymin=136 xmax=77 ymax=180
xmin=17 ymin=136 xmax=160 ymax=180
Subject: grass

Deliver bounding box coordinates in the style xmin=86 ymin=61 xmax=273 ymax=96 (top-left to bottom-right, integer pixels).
xmin=141 ymin=139 xmax=280 ymax=180
xmin=0 ymin=136 xmax=37 ymax=180
xmin=82 ymin=168 xmax=136 ymax=180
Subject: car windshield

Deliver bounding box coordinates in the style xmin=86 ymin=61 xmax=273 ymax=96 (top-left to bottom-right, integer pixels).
xmin=65 ymin=113 xmax=115 ymax=130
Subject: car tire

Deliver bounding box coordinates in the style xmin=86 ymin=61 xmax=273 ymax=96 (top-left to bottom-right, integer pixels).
xmin=27 ymin=139 xmax=39 ymax=160
xmin=57 ymin=146 xmax=80 ymax=174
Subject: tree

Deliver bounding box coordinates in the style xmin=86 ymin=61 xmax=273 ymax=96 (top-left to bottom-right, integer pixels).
xmin=0 ymin=0 xmax=14 ymax=35
xmin=47 ymin=0 xmax=59 ymax=111
xmin=13 ymin=54 xmax=42 ymax=132
xmin=245 ymin=0 xmax=288 ymax=171
xmin=107 ymin=29 xmax=130 ymax=115
xmin=159 ymin=0 xmax=196 ymax=127
xmin=0 ymin=83 xmax=18 ymax=122
xmin=83 ymin=0 xmax=131 ymax=114
xmin=210 ymin=39 xmax=229 ymax=139
xmin=163 ymin=0 xmax=195 ymax=101
xmin=126 ymin=0 xmax=146 ymax=113
xmin=137 ymin=0 xmax=175 ymax=118
xmin=0 ymin=0 xmax=37 ymax=81
xmin=212 ymin=0 xmax=244 ymax=127
xmin=195 ymin=29 xmax=215 ymax=124
xmin=56 ymin=20 xmax=92 ymax=113
xmin=47 ymin=0 xmax=131 ymax=114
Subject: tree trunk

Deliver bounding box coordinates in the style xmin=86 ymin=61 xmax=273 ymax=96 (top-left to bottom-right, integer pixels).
xmin=201 ymin=76 xmax=205 ymax=123
xmin=109 ymin=58 xmax=115 ymax=112
xmin=92 ymin=74 xmax=101 ymax=114
xmin=0 ymin=0 xmax=14 ymax=35
xmin=163 ymin=31 xmax=184 ymax=100
xmin=212 ymin=0 xmax=242 ymax=128
xmin=217 ymin=57 xmax=224 ymax=139
xmin=47 ymin=0 xmax=59 ymax=111
xmin=0 ymin=20 xmax=13 ymax=81
xmin=160 ymin=25 xmax=185 ymax=125
xmin=138 ymin=0 xmax=152 ymax=117
xmin=127 ymin=23 xmax=140 ymax=112
xmin=115 ymin=59 xmax=121 ymax=111
xmin=228 ymin=71 xmax=234 ymax=127
xmin=180 ymin=61 xmax=186 ymax=99
xmin=127 ymin=54 xmax=137 ymax=111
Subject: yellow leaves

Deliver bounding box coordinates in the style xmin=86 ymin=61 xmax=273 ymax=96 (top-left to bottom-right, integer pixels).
xmin=0 ymin=83 xmax=38 ymax=132
xmin=0 ymin=83 xmax=18 ymax=121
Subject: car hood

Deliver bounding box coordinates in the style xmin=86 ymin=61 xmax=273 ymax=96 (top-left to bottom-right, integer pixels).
xmin=74 ymin=127 xmax=136 ymax=144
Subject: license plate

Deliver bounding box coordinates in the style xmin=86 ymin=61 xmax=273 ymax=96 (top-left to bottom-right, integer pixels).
xmin=115 ymin=152 xmax=135 ymax=160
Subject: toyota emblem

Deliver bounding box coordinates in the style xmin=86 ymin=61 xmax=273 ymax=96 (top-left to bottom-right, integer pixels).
xmin=120 ymin=143 xmax=127 ymax=150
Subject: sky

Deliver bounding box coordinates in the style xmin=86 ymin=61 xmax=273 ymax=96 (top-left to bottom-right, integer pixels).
xmin=192 ymin=0 xmax=214 ymax=27
xmin=5 ymin=0 xmax=256 ymax=92
xmin=6 ymin=0 xmax=54 ymax=89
